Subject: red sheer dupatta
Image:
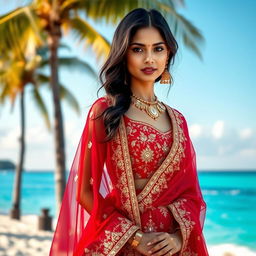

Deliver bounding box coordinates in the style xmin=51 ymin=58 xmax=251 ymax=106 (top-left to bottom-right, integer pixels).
xmin=164 ymin=110 xmax=208 ymax=255
xmin=49 ymin=97 xmax=140 ymax=256
xmin=49 ymin=96 xmax=209 ymax=256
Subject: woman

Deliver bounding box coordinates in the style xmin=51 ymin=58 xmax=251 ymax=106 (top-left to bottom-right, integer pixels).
xmin=50 ymin=8 xmax=209 ymax=256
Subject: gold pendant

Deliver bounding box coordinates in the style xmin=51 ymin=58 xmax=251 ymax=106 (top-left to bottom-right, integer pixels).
xmin=132 ymin=95 xmax=165 ymax=120
xmin=147 ymin=105 xmax=159 ymax=119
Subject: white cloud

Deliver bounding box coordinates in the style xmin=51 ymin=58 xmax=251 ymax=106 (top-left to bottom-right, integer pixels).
xmin=240 ymin=128 xmax=254 ymax=139
xmin=0 ymin=127 xmax=20 ymax=149
xmin=212 ymin=120 xmax=224 ymax=139
xmin=189 ymin=124 xmax=202 ymax=139
xmin=240 ymin=149 xmax=256 ymax=157
xmin=26 ymin=126 xmax=52 ymax=145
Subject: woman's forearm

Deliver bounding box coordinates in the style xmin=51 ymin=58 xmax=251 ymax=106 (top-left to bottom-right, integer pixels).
xmin=78 ymin=189 xmax=94 ymax=214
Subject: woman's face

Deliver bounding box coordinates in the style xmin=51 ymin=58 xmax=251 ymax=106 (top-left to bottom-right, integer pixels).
xmin=126 ymin=26 xmax=169 ymax=85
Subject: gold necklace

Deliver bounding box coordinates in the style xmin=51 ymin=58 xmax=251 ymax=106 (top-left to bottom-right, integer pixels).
xmin=131 ymin=94 xmax=166 ymax=120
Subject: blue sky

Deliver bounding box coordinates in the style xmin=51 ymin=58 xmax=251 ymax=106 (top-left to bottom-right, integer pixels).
xmin=0 ymin=0 xmax=255 ymax=170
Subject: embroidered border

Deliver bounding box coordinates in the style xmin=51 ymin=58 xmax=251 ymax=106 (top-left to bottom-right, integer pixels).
xmin=136 ymin=107 xmax=179 ymax=201
xmin=84 ymin=217 xmax=139 ymax=256
xmin=134 ymin=107 xmax=186 ymax=210
xmin=167 ymin=199 xmax=195 ymax=255
xmin=119 ymin=118 xmax=142 ymax=227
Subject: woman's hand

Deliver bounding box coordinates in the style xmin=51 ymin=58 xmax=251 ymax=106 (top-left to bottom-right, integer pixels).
xmin=134 ymin=232 xmax=159 ymax=256
xmin=147 ymin=231 xmax=182 ymax=256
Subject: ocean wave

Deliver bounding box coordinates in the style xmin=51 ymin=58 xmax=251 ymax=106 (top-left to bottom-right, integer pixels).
xmin=208 ymin=243 xmax=256 ymax=256
xmin=202 ymin=188 xmax=256 ymax=196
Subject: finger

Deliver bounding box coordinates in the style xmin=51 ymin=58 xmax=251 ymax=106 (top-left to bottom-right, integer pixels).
xmin=151 ymin=245 xmax=173 ymax=256
xmin=148 ymin=240 xmax=169 ymax=255
xmin=163 ymin=249 xmax=174 ymax=256
xmin=147 ymin=234 xmax=167 ymax=246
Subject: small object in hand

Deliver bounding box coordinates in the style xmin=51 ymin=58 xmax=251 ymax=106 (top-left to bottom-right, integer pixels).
xmin=131 ymin=230 xmax=143 ymax=248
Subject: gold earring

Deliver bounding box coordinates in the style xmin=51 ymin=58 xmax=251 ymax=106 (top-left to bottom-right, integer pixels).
xmin=160 ymin=65 xmax=172 ymax=84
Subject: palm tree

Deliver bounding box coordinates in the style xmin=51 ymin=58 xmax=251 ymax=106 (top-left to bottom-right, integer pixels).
xmin=0 ymin=0 xmax=204 ymax=212
xmin=0 ymin=45 xmax=96 ymax=219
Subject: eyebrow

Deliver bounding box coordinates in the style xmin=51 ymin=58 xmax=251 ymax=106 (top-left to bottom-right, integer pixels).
xmin=130 ymin=42 xmax=166 ymax=46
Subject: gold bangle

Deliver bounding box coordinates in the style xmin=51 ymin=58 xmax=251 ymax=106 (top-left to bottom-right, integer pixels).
xmin=131 ymin=230 xmax=143 ymax=248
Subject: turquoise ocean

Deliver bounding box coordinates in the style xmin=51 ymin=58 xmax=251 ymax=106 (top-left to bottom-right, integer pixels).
xmin=0 ymin=170 xmax=256 ymax=251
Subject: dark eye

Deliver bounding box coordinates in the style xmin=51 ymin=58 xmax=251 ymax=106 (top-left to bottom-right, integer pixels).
xmin=155 ymin=46 xmax=164 ymax=52
xmin=132 ymin=47 xmax=143 ymax=53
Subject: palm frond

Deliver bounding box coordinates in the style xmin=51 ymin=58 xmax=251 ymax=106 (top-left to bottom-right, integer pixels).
xmin=0 ymin=6 xmax=44 ymax=59
xmin=36 ymin=73 xmax=80 ymax=115
xmin=36 ymin=72 xmax=50 ymax=84
xmin=59 ymin=84 xmax=80 ymax=115
xmin=65 ymin=16 xmax=110 ymax=61
xmin=31 ymin=86 xmax=51 ymax=129
xmin=63 ymin=0 xmax=204 ymax=59
xmin=40 ymin=56 xmax=97 ymax=77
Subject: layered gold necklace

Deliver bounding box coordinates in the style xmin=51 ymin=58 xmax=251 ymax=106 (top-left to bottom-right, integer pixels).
xmin=131 ymin=94 xmax=166 ymax=120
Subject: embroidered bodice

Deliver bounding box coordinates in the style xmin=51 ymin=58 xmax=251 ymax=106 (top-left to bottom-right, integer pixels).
xmin=123 ymin=114 xmax=173 ymax=179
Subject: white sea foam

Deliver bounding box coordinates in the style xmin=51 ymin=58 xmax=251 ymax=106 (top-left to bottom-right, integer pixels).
xmin=208 ymin=243 xmax=256 ymax=256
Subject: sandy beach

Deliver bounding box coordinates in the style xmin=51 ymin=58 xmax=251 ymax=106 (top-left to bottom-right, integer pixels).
xmin=0 ymin=214 xmax=255 ymax=256
xmin=0 ymin=214 xmax=53 ymax=256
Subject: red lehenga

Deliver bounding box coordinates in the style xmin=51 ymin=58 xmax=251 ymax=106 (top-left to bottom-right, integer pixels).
xmin=49 ymin=96 xmax=209 ymax=256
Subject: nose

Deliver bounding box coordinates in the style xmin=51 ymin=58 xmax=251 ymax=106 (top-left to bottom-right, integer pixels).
xmin=144 ymin=51 xmax=154 ymax=64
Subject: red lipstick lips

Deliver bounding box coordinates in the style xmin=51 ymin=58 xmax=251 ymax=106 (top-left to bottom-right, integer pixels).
xmin=141 ymin=67 xmax=157 ymax=75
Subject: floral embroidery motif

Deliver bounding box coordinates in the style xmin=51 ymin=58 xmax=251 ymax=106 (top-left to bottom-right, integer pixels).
xmin=144 ymin=213 xmax=158 ymax=232
xmin=140 ymin=206 xmax=174 ymax=233
xmin=140 ymin=146 xmax=154 ymax=163
xmin=159 ymin=206 xmax=169 ymax=218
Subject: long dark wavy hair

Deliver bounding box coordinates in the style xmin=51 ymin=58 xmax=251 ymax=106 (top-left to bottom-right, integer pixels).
xmin=97 ymin=8 xmax=178 ymax=141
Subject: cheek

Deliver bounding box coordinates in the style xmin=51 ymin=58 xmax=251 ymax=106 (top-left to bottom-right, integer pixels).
xmin=157 ymin=54 xmax=168 ymax=71
xmin=126 ymin=54 xmax=141 ymax=73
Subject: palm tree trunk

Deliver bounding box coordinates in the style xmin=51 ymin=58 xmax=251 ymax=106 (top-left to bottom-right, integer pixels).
xmin=48 ymin=17 xmax=66 ymax=213
xmin=10 ymin=89 xmax=25 ymax=220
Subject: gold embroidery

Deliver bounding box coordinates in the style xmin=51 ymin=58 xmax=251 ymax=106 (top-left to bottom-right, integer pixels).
xmin=74 ymin=174 xmax=78 ymax=182
xmin=111 ymin=129 xmax=141 ymax=227
xmin=125 ymin=119 xmax=172 ymax=179
xmin=162 ymin=141 xmax=169 ymax=152
xmin=136 ymin=107 xmax=186 ymax=212
xmin=144 ymin=213 xmax=158 ymax=232
xmin=88 ymin=141 xmax=92 ymax=149
xmin=89 ymin=177 xmax=94 ymax=185
xmin=159 ymin=206 xmax=169 ymax=218
xmin=139 ymin=131 xmax=148 ymax=142
xmin=140 ymin=146 xmax=154 ymax=163
xmin=168 ymin=199 xmax=195 ymax=254
xmin=118 ymin=124 xmax=142 ymax=227
xmin=84 ymin=217 xmax=139 ymax=256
